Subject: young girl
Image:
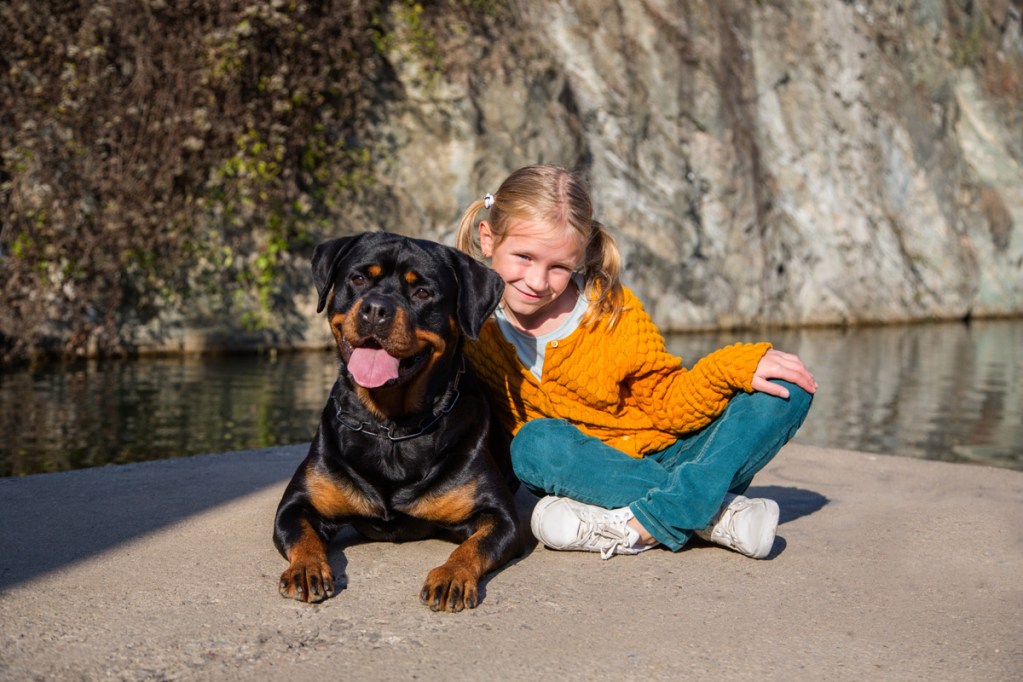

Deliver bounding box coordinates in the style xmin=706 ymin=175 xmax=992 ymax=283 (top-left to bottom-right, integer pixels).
xmin=455 ymin=164 xmax=816 ymax=560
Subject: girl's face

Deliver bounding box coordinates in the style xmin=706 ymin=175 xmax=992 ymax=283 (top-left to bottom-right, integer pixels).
xmin=479 ymin=219 xmax=584 ymax=330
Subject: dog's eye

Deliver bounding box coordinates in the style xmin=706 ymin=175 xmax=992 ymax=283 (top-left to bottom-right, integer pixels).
xmin=413 ymin=288 xmax=431 ymax=301
xmin=350 ymin=274 xmax=366 ymax=287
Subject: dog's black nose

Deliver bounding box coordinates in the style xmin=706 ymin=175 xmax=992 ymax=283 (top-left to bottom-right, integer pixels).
xmin=358 ymin=295 xmax=395 ymax=330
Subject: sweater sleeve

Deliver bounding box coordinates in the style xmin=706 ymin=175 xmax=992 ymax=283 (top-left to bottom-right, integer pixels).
xmin=617 ymin=293 xmax=771 ymax=435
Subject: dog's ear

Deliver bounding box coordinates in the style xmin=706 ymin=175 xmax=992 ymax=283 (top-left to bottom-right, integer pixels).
xmin=312 ymin=234 xmax=366 ymax=314
xmin=444 ymin=247 xmax=505 ymax=340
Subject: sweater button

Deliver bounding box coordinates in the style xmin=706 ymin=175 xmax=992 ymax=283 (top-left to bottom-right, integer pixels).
xmin=551 ymin=340 xmax=559 ymax=348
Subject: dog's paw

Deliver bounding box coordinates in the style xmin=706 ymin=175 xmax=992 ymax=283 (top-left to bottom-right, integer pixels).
xmin=279 ymin=560 xmax=335 ymax=603
xmin=419 ymin=563 xmax=480 ymax=612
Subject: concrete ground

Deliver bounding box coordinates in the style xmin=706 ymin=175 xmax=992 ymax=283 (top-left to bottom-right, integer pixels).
xmin=0 ymin=442 xmax=1020 ymax=681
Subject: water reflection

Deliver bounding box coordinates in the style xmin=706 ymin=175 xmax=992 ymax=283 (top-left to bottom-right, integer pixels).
xmin=1 ymin=320 xmax=1020 ymax=476
xmin=0 ymin=352 xmax=338 ymax=476
xmin=665 ymin=320 xmax=1022 ymax=471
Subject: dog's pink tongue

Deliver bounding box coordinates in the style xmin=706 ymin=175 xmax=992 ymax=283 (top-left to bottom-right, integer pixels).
xmin=347 ymin=347 xmax=400 ymax=388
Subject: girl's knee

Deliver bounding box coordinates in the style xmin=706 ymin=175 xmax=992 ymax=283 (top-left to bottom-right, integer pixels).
xmin=510 ymin=419 xmax=568 ymax=481
xmin=785 ymin=382 xmax=813 ymax=422
xmin=783 ymin=375 xmax=812 ymax=400
xmin=763 ymin=381 xmax=813 ymax=437
xmin=512 ymin=419 xmax=557 ymax=457
xmin=764 ymin=380 xmax=812 ymax=417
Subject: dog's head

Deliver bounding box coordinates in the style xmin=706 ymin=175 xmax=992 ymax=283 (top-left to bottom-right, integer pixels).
xmin=312 ymin=232 xmax=504 ymax=417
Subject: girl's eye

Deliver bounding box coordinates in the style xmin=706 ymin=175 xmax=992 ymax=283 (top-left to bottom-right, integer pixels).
xmin=351 ymin=274 xmax=366 ymax=287
xmin=413 ymin=288 xmax=432 ymax=301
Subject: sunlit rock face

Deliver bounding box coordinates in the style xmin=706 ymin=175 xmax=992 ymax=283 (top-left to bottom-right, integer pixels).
xmin=350 ymin=0 xmax=1022 ymax=332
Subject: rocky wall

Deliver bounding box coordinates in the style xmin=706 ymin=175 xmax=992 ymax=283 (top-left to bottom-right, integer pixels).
xmin=349 ymin=0 xmax=1023 ymax=333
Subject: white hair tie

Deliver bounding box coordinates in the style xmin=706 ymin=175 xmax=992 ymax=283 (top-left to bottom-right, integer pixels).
xmin=483 ymin=193 xmax=495 ymax=209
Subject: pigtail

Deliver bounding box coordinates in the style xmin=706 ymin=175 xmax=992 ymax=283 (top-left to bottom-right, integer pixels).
xmin=455 ymin=197 xmax=488 ymax=260
xmin=582 ymin=220 xmax=625 ymax=329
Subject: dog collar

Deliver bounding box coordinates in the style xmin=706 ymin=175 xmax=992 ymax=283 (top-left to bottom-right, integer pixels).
xmin=333 ymin=357 xmax=465 ymax=442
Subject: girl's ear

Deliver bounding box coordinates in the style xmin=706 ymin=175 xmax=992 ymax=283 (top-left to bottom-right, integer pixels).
xmin=478 ymin=220 xmax=495 ymax=257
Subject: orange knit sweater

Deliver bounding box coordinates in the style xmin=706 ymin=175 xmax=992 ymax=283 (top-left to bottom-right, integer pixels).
xmin=466 ymin=287 xmax=772 ymax=458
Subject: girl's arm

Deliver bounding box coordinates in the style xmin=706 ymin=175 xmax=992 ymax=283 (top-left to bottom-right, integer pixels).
xmin=626 ymin=337 xmax=817 ymax=435
xmin=625 ymin=340 xmax=772 ymax=434
xmin=615 ymin=289 xmax=816 ymax=432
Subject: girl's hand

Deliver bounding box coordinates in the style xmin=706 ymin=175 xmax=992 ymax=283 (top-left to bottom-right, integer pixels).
xmin=751 ymin=349 xmax=818 ymax=399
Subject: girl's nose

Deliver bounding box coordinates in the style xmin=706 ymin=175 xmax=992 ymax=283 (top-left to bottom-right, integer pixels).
xmin=523 ymin=267 xmax=546 ymax=292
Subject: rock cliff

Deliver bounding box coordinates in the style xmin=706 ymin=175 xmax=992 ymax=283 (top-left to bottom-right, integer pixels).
xmin=346 ymin=0 xmax=1022 ymax=334
xmin=5 ymin=0 xmax=1021 ymax=358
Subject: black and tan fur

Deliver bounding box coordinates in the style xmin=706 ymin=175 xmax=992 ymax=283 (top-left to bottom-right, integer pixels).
xmin=273 ymin=232 xmax=521 ymax=612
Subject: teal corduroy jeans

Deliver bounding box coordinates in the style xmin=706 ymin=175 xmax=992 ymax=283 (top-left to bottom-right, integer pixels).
xmin=510 ymin=381 xmax=813 ymax=551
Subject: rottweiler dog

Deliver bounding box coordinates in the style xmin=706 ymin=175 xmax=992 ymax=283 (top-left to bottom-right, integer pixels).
xmin=274 ymin=231 xmax=522 ymax=612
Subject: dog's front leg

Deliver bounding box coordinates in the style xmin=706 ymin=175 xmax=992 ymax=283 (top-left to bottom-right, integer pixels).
xmin=275 ymin=508 xmax=336 ymax=603
xmin=419 ymin=512 xmax=519 ymax=612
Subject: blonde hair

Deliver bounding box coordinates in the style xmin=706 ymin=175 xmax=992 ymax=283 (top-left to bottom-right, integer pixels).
xmin=455 ymin=164 xmax=625 ymax=327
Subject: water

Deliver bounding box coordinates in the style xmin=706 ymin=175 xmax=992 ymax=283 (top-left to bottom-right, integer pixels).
xmin=665 ymin=319 xmax=1023 ymax=471
xmin=0 ymin=353 xmax=337 ymax=477
xmin=1 ymin=320 xmax=1020 ymax=477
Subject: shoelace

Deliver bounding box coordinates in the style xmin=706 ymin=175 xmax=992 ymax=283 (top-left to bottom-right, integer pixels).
xmin=572 ymin=514 xmax=633 ymax=560
xmin=709 ymin=505 xmax=735 ymax=541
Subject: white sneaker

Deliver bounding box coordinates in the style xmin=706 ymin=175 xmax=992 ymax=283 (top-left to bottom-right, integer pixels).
xmin=530 ymin=496 xmax=652 ymax=560
xmin=695 ymin=494 xmax=779 ymax=559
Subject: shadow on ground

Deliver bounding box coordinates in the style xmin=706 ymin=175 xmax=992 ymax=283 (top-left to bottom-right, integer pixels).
xmin=0 ymin=445 xmax=307 ymax=590
xmin=0 ymin=447 xmax=828 ymax=592
xmin=747 ymin=484 xmax=830 ymax=525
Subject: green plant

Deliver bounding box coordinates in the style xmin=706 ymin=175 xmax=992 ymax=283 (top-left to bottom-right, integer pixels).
xmin=0 ymin=0 xmax=501 ymax=362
